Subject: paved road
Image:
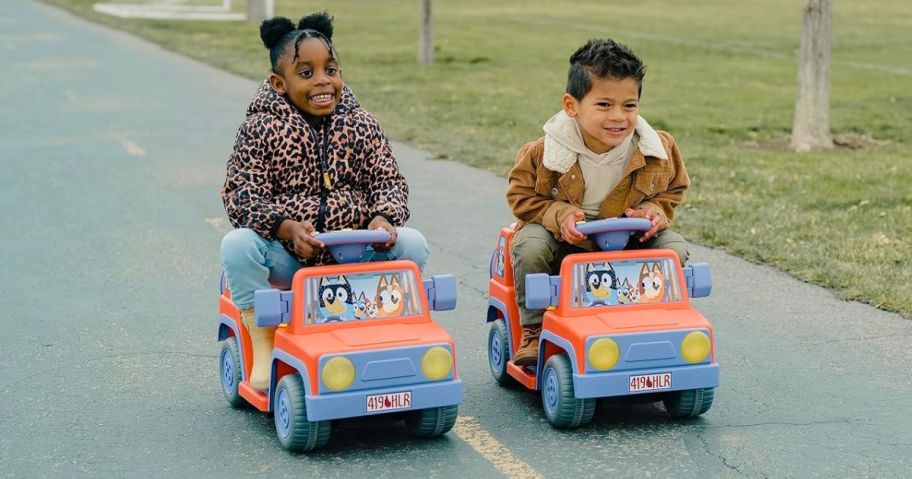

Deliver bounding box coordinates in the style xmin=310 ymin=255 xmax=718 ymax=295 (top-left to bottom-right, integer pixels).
xmin=2 ymin=1 xmax=911 ymax=477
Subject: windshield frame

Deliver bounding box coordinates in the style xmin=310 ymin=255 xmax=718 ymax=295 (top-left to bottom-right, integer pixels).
xmin=301 ymin=267 xmax=425 ymax=326
xmin=559 ymin=251 xmax=687 ymax=314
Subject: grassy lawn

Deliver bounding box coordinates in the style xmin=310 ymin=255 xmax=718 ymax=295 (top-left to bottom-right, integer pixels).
xmin=42 ymin=0 xmax=912 ymax=317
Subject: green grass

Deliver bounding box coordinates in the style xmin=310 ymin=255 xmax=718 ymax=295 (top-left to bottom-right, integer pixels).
xmin=42 ymin=0 xmax=912 ymax=317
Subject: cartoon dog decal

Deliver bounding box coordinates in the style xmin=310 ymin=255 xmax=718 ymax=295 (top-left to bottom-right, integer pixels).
xmin=584 ymin=262 xmax=618 ymax=306
xmin=365 ymin=297 xmax=379 ymax=319
xmin=617 ymin=278 xmax=640 ymax=304
xmin=319 ymin=275 xmax=354 ymax=321
xmin=495 ymin=236 xmax=506 ymax=277
xmin=352 ymin=291 xmax=370 ymax=320
xmin=638 ymin=262 xmax=666 ymax=303
xmin=376 ymin=274 xmax=405 ymax=318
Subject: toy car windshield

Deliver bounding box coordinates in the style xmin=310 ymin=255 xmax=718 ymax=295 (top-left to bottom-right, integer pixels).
xmin=572 ymin=257 xmax=683 ymax=308
xmin=303 ymin=268 xmax=424 ymax=324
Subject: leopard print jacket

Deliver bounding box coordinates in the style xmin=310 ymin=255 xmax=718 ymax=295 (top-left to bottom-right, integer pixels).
xmin=221 ymin=80 xmax=410 ymax=265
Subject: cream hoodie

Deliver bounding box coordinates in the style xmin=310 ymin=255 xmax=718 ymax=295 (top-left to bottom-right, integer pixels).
xmin=542 ymin=111 xmax=667 ymax=219
xmin=542 ymin=111 xmax=633 ymax=219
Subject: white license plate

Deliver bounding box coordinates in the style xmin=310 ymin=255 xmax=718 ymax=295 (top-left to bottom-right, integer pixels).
xmin=366 ymin=391 xmax=412 ymax=413
xmin=628 ymin=373 xmax=672 ymax=392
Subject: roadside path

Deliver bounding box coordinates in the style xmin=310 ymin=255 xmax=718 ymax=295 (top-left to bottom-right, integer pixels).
xmin=1 ymin=1 xmax=910 ymax=476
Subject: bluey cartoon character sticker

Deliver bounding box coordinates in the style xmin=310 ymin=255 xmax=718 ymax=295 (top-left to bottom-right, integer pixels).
xmin=319 ymin=276 xmax=354 ymax=322
xmin=352 ymin=291 xmax=374 ymax=320
xmin=574 ymin=258 xmax=677 ymax=308
xmin=617 ymin=278 xmax=640 ymax=304
xmin=495 ymin=236 xmax=506 ymax=277
xmin=376 ymin=274 xmax=405 ymax=318
xmin=310 ymin=270 xmax=420 ymax=324
xmin=638 ymin=262 xmax=666 ymax=303
xmin=584 ymin=262 xmax=618 ymax=306
xmin=365 ymin=297 xmax=379 ymax=319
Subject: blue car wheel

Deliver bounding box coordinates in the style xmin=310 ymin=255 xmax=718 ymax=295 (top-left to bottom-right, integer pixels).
xmin=541 ymin=354 xmax=596 ymax=429
xmin=663 ymin=387 xmax=714 ymax=418
xmin=219 ymin=337 xmax=246 ymax=408
xmin=405 ymin=405 xmax=459 ymax=437
xmin=274 ymin=374 xmax=331 ymax=452
xmin=488 ymin=319 xmax=513 ymax=386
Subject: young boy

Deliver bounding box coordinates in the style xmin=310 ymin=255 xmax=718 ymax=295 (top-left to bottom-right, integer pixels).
xmin=506 ymin=38 xmax=690 ymax=366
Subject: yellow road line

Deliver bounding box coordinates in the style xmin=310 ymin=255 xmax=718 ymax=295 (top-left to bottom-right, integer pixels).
xmin=120 ymin=139 xmax=146 ymax=156
xmin=453 ymin=416 xmax=543 ymax=479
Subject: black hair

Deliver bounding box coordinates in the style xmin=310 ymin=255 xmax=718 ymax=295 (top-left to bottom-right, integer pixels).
xmin=260 ymin=12 xmax=337 ymax=74
xmin=567 ymin=38 xmax=646 ymax=100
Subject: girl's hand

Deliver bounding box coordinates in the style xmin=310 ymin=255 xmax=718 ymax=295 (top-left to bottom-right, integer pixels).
xmin=625 ymin=207 xmax=661 ymax=242
xmin=560 ymin=209 xmax=587 ymax=245
xmin=368 ymin=216 xmax=397 ymax=251
xmin=277 ymin=219 xmax=324 ymax=258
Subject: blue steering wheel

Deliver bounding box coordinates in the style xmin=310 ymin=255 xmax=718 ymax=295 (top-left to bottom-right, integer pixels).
xmin=314 ymin=229 xmax=392 ymax=264
xmin=575 ymin=218 xmax=652 ymax=251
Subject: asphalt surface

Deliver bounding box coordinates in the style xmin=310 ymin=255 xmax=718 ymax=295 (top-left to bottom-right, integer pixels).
xmin=2 ymin=1 xmax=911 ymax=477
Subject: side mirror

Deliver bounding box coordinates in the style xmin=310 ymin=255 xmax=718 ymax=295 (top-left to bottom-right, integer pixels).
xmin=254 ymin=288 xmax=293 ymax=327
xmin=424 ymin=275 xmax=457 ymax=311
xmin=525 ymin=274 xmax=561 ymax=309
xmin=683 ymin=263 xmax=712 ymax=298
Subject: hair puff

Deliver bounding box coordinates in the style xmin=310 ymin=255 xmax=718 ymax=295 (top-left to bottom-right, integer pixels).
xmin=260 ymin=16 xmax=295 ymax=49
xmin=297 ymin=12 xmax=334 ymax=40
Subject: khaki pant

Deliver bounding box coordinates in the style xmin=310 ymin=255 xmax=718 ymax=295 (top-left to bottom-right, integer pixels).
xmin=511 ymin=223 xmax=689 ymax=326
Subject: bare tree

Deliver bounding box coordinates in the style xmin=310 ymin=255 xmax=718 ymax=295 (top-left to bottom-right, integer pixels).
xmin=418 ymin=0 xmax=433 ymax=64
xmin=246 ymin=0 xmax=274 ymax=24
xmin=790 ymin=0 xmax=833 ymax=151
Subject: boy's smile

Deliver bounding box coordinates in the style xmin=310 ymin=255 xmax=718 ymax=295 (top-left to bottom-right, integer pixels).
xmin=270 ymin=37 xmax=343 ymax=126
xmin=563 ymin=77 xmax=640 ymax=154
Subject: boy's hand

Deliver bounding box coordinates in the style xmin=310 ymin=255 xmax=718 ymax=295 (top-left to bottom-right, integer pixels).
xmin=277 ymin=219 xmax=324 ymax=258
xmin=560 ymin=209 xmax=587 ymax=245
xmin=368 ymin=215 xmax=397 ymax=251
xmin=625 ymin=207 xmax=661 ymax=242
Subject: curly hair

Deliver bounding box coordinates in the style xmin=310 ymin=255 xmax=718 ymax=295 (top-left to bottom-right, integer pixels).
xmin=260 ymin=12 xmax=337 ymax=73
xmin=566 ymin=39 xmax=646 ymax=100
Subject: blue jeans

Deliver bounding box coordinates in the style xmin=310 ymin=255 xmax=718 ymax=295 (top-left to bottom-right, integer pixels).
xmin=221 ymin=227 xmax=430 ymax=309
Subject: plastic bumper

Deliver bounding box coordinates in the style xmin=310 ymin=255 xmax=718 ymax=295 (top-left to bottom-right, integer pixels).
xmin=305 ymin=379 xmax=463 ymax=421
xmin=573 ymin=363 xmax=719 ymax=399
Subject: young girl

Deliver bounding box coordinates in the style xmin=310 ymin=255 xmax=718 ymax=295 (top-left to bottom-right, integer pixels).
xmin=220 ymin=12 xmax=428 ymax=390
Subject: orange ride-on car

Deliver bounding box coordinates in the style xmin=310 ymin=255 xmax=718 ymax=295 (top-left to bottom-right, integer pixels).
xmin=218 ymin=229 xmax=463 ymax=451
xmin=486 ymin=218 xmax=717 ymax=428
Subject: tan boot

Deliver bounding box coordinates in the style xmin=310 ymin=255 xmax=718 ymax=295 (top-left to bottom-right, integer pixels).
xmin=240 ymin=308 xmax=277 ymax=391
xmin=513 ymin=325 xmax=542 ymax=367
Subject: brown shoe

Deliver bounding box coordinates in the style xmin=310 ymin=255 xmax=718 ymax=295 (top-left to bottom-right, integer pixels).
xmin=513 ymin=325 xmax=542 ymax=367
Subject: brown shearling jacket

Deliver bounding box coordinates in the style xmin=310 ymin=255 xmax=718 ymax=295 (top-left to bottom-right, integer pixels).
xmin=506 ymin=131 xmax=689 ymax=241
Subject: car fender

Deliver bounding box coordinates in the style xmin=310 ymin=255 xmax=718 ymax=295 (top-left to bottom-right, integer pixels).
xmin=217 ymin=314 xmax=240 ymax=342
xmin=487 ymin=297 xmax=515 ymax=358
xmin=217 ymin=315 xmax=246 ymax=382
xmin=537 ymin=331 xmax=579 ymax=390
xmin=270 ymin=349 xmax=313 ymax=414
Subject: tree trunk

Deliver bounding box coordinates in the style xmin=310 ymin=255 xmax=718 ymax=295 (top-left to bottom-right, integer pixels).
xmin=246 ymin=0 xmax=274 ymax=24
xmin=790 ymin=0 xmax=833 ymax=151
xmin=418 ymin=0 xmax=433 ymax=64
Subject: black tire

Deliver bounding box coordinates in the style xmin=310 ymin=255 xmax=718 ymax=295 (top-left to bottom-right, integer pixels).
xmin=274 ymin=374 xmax=331 ymax=452
xmin=541 ymin=354 xmax=596 ymax=429
xmin=663 ymin=387 xmax=714 ymax=418
xmin=405 ymin=405 xmax=459 ymax=437
xmin=488 ymin=319 xmax=514 ymax=386
xmin=219 ymin=337 xmax=247 ymax=408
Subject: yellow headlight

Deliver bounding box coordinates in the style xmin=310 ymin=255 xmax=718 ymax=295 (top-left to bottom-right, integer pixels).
xmin=421 ymin=346 xmax=453 ymax=381
xmin=321 ymin=356 xmax=355 ymax=391
xmin=681 ymin=331 xmax=711 ymax=363
xmin=588 ymin=338 xmax=620 ymax=370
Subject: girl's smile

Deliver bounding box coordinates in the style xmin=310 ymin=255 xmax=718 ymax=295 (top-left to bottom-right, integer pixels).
xmin=309 ymin=92 xmax=336 ymax=108
xmin=270 ymin=37 xmax=343 ymax=126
